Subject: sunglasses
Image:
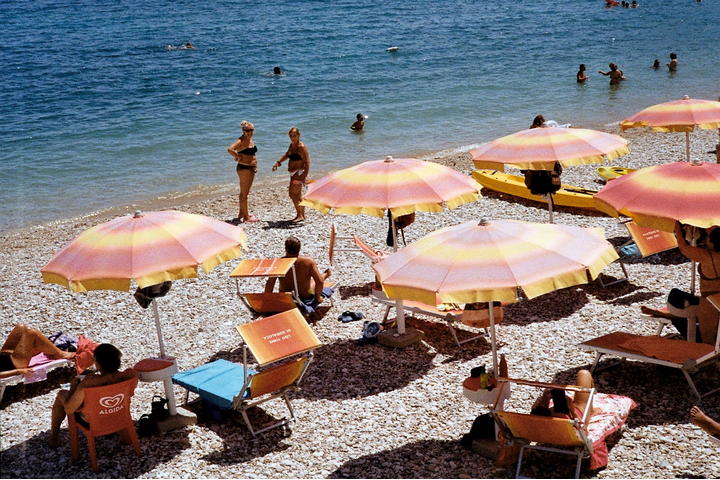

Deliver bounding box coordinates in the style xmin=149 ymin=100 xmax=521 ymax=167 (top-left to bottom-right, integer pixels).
xmin=243 ymin=128 xmax=254 ymax=132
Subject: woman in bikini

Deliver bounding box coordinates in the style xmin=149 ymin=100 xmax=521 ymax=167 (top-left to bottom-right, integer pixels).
xmin=531 ymin=369 xmax=596 ymax=423
xmin=273 ymin=127 xmax=310 ymax=222
xmin=227 ymin=121 xmax=259 ymax=224
xmin=675 ymin=223 xmax=720 ymax=345
xmin=0 ymin=324 xmax=75 ymax=379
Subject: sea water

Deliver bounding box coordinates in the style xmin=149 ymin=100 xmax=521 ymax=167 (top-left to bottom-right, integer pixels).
xmin=2 ymin=0 xmax=719 ymax=232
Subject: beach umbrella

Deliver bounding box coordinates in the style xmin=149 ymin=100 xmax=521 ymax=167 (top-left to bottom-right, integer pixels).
xmin=373 ymin=219 xmax=618 ymax=371
xmin=300 ymin=155 xmax=482 ymax=336
xmin=470 ymin=127 xmax=628 ymax=222
xmin=41 ymin=210 xmax=247 ymax=414
xmin=620 ymin=96 xmax=720 ymax=162
xmin=594 ymin=161 xmax=720 ymax=292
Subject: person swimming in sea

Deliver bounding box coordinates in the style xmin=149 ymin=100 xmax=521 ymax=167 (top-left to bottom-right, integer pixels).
xmin=652 ymin=59 xmax=661 ymax=69
xmin=576 ymin=64 xmax=588 ymax=83
xmin=350 ymin=113 xmax=366 ymax=132
xmin=598 ymin=63 xmax=625 ymax=85
xmin=667 ymin=52 xmax=678 ymax=72
xmin=273 ymin=66 xmax=284 ymax=75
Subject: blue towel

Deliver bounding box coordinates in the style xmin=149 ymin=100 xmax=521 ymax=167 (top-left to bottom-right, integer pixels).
xmin=172 ymin=359 xmax=256 ymax=410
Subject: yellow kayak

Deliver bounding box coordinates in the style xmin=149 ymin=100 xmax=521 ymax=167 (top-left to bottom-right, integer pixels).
xmin=597 ymin=166 xmax=636 ymax=181
xmin=471 ymin=169 xmax=599 ymax=211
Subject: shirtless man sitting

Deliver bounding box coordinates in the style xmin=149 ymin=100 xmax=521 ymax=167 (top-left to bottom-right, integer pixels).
xmin=48 ymin=343 xmax=136 ymax=447
xmin=264 ymin=236 xmax=331 ymax=317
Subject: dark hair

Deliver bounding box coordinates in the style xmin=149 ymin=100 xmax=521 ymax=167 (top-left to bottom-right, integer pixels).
xmin=285 ymin=236 xmax=301 ymax=256
xmin=531 ymin=115 xmax=545 ymax=128
xmin=670 ymin=52 xmax=677 ymax=59
xmin=530 ymin=406 xmax=552 ymax=417
xmin=579 ymin=64 xmax=586 ymax=70
xmin=356 ymin=113 xmax=364 ymax=120
xmin=709 ymin=228 xmax=720 ymax=252
xmin=273 ymin=66 xmax=282 ymax=74
xmin=550 ymin=389 xmax=570 ymax=414
xmin=94 ymin=344 xmax=122 ymax=373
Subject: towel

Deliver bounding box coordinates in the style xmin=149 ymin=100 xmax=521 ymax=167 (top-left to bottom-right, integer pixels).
xmin=74 ymin=335 xmax=99 ymax=374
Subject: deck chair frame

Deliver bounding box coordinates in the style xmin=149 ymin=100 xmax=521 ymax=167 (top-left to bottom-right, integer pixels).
xmin=0 ymin=358 xmax=72 ymax=404
xmin=599 ymin=219 xmax=677 ymax=287
xmin=579 ymin=294 xmax=720 ymax=400
xmin=371 ymin=289 xmax=495 ymax=346
xmin=490 ymin=379 xmax=595 ymax=479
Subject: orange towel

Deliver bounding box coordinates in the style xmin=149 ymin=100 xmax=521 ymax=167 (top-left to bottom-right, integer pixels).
xmin=74 ymin=335 xmax=99 ymax=374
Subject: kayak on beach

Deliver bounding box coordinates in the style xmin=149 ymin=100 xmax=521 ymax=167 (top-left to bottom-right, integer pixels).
xmin=471 ymin=169 xmax=600 ymax=211
xmin=597 ymin=166 xmax=636 ymax=181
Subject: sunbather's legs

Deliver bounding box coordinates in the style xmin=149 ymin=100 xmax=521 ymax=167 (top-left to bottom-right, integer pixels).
xmin=572 ymin=369 xmax=594 ymax=417
xmin=48 ymin=389 xmax=70 ymax=447
xmin=10 ymin=325 xmax=74 ymax=368
xmin=1 ymin=324 xmax=27 ymax=351
xmin=691 ymin=406 xmax=720 ymax=436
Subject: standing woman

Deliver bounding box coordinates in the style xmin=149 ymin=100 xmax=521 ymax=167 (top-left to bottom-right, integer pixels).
xmin=273 ymin=127 xmax=310 ymax=222
xmin=227 ymin=121 xmax=259 ymax=223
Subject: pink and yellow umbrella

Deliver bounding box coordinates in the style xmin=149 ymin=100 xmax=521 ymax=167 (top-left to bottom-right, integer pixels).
xmin=374 ymin=219 xmax=618 ymax=370
xmin=620 ymin=96 xmax=720 ymax=162
xmin=594 ymin=162 xmax=720 ymax=232
xmin=300 ymin=155 xmax=481 ymax=218
xmin=469 ymin=127 xmax=629 ymax=170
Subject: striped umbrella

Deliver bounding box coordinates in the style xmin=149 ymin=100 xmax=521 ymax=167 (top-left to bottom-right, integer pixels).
xmin=373 ymin=219 xmax=618 ymax=370
xmin=620 ymin=96 xmax=720 ymax=162
xmin=300 ymin=156 xmax=481 ymax=218
xmin=300 ymin=155 xmax=482 ymax=337
xmin=469 ymin=127 xmax=629 ymax=170
xmin=41 ymin=209 xmax=247 ymax=417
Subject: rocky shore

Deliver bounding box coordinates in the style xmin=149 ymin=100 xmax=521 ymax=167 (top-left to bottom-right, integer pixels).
xmin=1 ymin=127 xmax=719 ymax=478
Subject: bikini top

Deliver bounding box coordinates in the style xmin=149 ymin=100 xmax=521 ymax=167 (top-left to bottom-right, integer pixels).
xmin=288 ymin=152 xmax=302 ymax=161
xmin=237 ymin=143 xmax=257 ymax=156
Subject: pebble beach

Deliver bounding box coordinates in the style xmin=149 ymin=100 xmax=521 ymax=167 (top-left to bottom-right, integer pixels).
xmin=1 ymin=127 xmax=720 ymax=479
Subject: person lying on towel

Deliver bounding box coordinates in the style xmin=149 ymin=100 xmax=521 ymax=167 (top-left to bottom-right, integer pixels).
xmin=530 ymin=369 xmax=598 ymax=422
xmin=264 ymin=235 xmax=332 ymax=317
xmin=48 ymin=343 xmax=136 ymax=447
xmin=0 ymin=324 xmax=75 ymax=379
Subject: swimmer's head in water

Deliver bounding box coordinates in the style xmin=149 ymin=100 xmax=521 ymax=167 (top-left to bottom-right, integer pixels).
xmin=356 ymin=113 xmax=364 ymax=120
xmin=273 ymin=66 xmax=282 ymax=74
xmin=579 ymin=64 xmax=586 ymax=71
xmin=670 ymin=52 xmax=677 ymax=60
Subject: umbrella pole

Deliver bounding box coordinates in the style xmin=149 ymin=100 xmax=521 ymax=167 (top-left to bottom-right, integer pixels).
xmin=391 ymin=213 xmax=407 ymax=335
xmin=685 ymin=132 xmax=690 ymax=162
xmin=690 ymin=231 xmax=697 ymax=294
xmin=151 ymin=299 xmax=178 ymax=416
xmin=489 ymin=301 xmax=498 ymax=374
xmin=152 ymin=299 xmax=167 ymax=358
xmin=547 ymin=194 xmax=555 ymax=223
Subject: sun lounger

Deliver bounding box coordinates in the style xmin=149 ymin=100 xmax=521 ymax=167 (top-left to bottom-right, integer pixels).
xmin=173 ymin=309 xmax=321 ymax=435
xmin=600 ymin=220 xmax=677 ymax=287
xmin=0 ymin=353 xmax=73 ymax=403
xmin=491 ymin=379 xmax=636 ymax=478
xmin=371 ymin=289 xmax=502 ymax=346
xmin=578 ymin=293 xmax=720 ymax=400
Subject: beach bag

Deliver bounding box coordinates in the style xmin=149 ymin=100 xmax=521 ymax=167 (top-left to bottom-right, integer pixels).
xmin=134 ymin=281 xmax=172 ymax=309
xmin=151 ymin=395 xmax=170 ymax=421
xmin=667 ymin=288 xmax=700 ymax=340
xmin=138 ymin=413 xmax=159 ymax=437
xmin=460 ymin=413 xmax=496 ymax=448
xmin=48 ymin=332 xmax=78 ymax=352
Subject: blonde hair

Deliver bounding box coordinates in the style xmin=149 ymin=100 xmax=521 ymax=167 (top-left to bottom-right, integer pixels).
xmin=240 ymin=120 xmax=254 ymax=130
xmin=288 ymin=127 xmax=300 ymax=137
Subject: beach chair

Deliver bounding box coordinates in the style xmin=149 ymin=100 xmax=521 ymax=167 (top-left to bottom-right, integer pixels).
xmin=173 ymin=309 xmax=321 ymax=436
xmin=371 ymin=289 xmax=502 ymax=346
xmin=67 ymin=377 xmax=141 ymax=472
xmin=0 ymin=354 xmax=73 ymax=403
xmin=491 ymin=378 xmax=636 ymax=478
xmin=578 ymin=293 xmax=720 ymax=400
xmin=599 ymin=220 xmax=677 ymax=287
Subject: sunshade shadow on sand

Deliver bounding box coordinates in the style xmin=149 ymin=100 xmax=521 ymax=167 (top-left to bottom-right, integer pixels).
xmin=337 ymin=282 xmax=375 ymax=301
xmin=328 ymin=439 xmax=495 ymax=479
xmin=192 ymin=411 xmax=292 ymax=465
xmin=261 ymin=220 xmax=305 ymax=230
xmin=402 ymin=316 xmax=497 ymax=362
xmin=0 ymin=427 xmax=190 ymax=478
xmin=551 ymin=363 xmax=720 ymax=428
xmin=0 ymin=366 xmax=75 ymax=409
xmin=294 ymin=339 xmax=435 ymax=401
xmin=500 ymin=288 xmax=590 ymax=327
xmin=583 ymin=280 xmax=664 ymax=305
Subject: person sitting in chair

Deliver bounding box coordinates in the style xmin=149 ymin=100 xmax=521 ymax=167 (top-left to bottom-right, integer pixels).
xmin=530 ymin=369 xmax=597 ymax=424
xmin=48 ymin=344 xmax=136 ymax=447
xmin=0 ymin=324 xmax=75 ymax=379
xmin=264 ymin=236 xmax=332 ymax=316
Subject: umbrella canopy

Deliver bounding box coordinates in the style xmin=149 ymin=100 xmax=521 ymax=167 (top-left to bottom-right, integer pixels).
xmin=594 ymin=162 xmax=720 ymax=232
xmin=373 ymin=219 xmax=618 ymax=370
xmin=469 ymin=127 xmax=629 ymax=170
xmin=300 ymin=156 xmax=481 ymax=218
xmin=620 ymin=96 xmax=720 ymax=133
xmin=42 ymin=210 xmax=247 ymax=293
xmin=620 ymin=96 xmax=720 ymax=162
xmin=374 ymin=219 xmax=618 ymax=305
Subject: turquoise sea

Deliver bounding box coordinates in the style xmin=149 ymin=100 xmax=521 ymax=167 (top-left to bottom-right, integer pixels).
xmin=2 ymin=0 xmax=719 ymax=232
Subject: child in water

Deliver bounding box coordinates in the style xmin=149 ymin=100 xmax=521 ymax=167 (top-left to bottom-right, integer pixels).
xmin=576 ymin=64 xmax=587 ymax=83
xmin=667 ymin=52 xmax=678 ymax=71
xmin=350 ymin=113 xmax=365 ymax=131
